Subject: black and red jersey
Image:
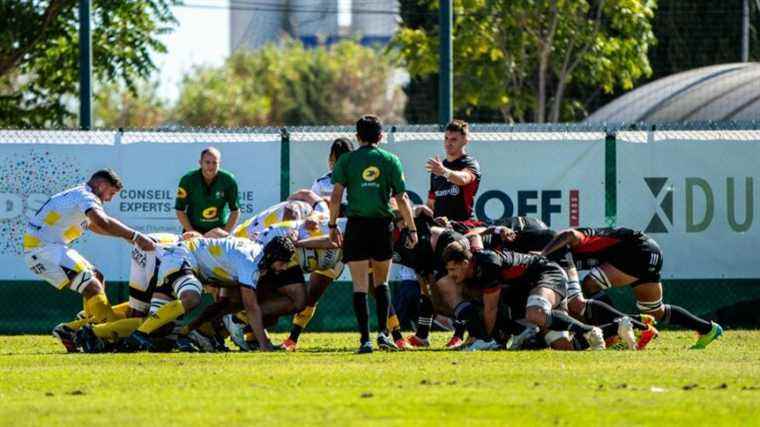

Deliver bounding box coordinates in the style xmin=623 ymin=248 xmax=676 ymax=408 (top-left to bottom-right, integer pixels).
xmin=465 ymin=249 xmax=553 ymax=294
xmin=572 ymin=227 xmax=646 ymax=262
xmin=429 ymin=154 xmax=481 ymax=220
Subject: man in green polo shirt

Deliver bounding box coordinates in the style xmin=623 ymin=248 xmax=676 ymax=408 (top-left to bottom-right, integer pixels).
xmin=175 ymin=147 xmax=240 ymax=235
xmin=328 ymin=115 xmax=417 ymax=354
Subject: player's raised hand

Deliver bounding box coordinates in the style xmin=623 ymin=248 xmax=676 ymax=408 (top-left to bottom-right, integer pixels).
xmin=425 ymin=155 xmax=447 ymax=176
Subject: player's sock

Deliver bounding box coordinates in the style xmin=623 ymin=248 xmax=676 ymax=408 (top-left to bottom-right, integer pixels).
xmin=84 ymin=292 xmax=117 ymax=323
xmin=388 ymin=311 xmax=403 ymax=341
xmin=111 ymin=301 xmax=130 ymax=319
xmin=197 ymin=321 xmax=216 ymax=337
xmin=137 ymin=300 xmax=185 ymax=335
xmin=63 ymin=318 xmax=90 ymax=331
xmin=598 ymin=322 xmax=620 ymax=339
xmin=546 ymin=310 xmax=594 ymax=335
xmin=453 ymin=320 xmax=466 ymax=339
xmin=454 ymin=301 xmax=486 ymax=339
xmin=93 ymin=317 xmax=143 ymax=340
xmin=661 ymin=304 xmax=713 ymax=334
xmin=374 ymin=283 xmax=391 ymax=334
xmin=585 ymin=300 xmax=648 ymax=331
xmin=290 ymin=305 xmax=317 ymax=342
xmin=353 ymin=292 xmax=370 ymax=344
xmin=588 ymin=290 xmax=615 ymax=307
xmin=416 ymin=294 xmax=434 ymax=340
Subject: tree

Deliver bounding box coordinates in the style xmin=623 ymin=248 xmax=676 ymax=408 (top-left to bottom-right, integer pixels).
xmin=649 ymin=0 xmax=760 ymax=80
xmin=174 ymin=40 xmax=406 ymax=127
xmin=0 ymin=0 xmax=177 ymax=128
xmin=392 ymin=0 xmax=656 ymax=123
xmin=94 ymin=80 xmax=171 ymax=129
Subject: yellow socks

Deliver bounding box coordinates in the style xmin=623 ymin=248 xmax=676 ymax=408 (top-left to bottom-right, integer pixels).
xmin=84 ymin=292 xmax=116 ymax=323
xmin=93 ymin=318 xmax=144 ymax=340
xmin=137 ymin=300 xmax=185 ymax=334
xmin=63 ymin=318 xmax=90 ymax=331
xmin=388 ymin=313 xmax=401 ymax=333
xmin=293 ymin=305 xmax=317 ymax=328
xmin=111 ymin=302 xmax=130 ymax=319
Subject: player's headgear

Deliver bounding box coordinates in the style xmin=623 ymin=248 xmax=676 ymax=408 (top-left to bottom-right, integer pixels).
xmin=260 ymin=235 xmax=296 ymax=269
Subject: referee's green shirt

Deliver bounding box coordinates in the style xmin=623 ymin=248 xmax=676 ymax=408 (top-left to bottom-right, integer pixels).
xmin=332 ymin=145 xmax=406 ymax=218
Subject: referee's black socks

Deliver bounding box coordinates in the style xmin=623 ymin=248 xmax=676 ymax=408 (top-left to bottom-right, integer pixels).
xmin=374 ymin=283 xmax=391 ymax=335
xmin=353 ymin=292 xmax=370 ymax=344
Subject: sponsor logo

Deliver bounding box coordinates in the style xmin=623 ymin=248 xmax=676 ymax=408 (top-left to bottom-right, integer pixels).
xmin=176 ymin=187 xmax=187 ymax=199
xmin=644 ymin=177 xmax=754 ymax=233
xmin=202 ymin=207 xmax=218 ymax=220
xmin=362 ymin=166 xmax=381 ymax=182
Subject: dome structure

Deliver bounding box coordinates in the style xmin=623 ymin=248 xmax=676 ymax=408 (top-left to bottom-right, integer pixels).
xmin=585 ymin=63 xmax=760 ymax=124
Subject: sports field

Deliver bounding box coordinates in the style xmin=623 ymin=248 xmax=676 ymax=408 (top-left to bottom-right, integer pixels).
xmin=1 ymin=331 xmax=758 ymax=426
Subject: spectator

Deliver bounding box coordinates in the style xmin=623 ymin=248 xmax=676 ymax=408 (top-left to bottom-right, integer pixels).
xmin=175 ymin=147 xmax=240 ymax=235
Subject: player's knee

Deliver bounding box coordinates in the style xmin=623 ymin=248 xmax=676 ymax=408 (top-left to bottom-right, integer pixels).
xmin=567 ymin=297 xmax=586 ymax=316
xmin=78 ymin=273 xmax=102 ymax=297
xmin=636 ymin=298 xmax=664 ymax=318
xmin=174 ymin=275 xmax=202 ymax=310
xmin=526 ymin=295 xmax=552 ymax=328
xmin=586 ymin=267 xmax=613 ymax=291
xmin=545 ymin=331 xmax=572 ymax=350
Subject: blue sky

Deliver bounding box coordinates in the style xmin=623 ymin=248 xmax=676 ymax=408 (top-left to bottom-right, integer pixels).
xmin=155 ymin=1 xmax=230 ymax=102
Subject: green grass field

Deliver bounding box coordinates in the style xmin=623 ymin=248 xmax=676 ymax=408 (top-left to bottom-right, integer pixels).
xmin=1 ymin=331 xmax=759 ymax=426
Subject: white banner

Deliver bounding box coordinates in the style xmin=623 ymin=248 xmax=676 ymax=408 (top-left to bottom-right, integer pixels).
xmin=617 ymin=131 xmax=760 ymax=279
xmin=0 ymin=132 xmax=280 ymax=281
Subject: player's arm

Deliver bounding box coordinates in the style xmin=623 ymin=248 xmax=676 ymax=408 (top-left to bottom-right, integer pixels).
xmin=541 ymin=229 xmax=583 ymax=257
xmin=328 ymin=183 xmax=345 ymax=244
xmin=224 ymin=210 xmax=240 ymax=233
xmin=482 ymin=286 xmax=501 ymax=336
xmin=203 ymin=228 xmax=229 ymax=238
xmin=176 ymin=210 xmax=195 ymax=233
xmin=86 ymin=208 xmax=155 ymax=251
xmin=394 ymin=192 xmax=417 ymax=247
xmin=174 ymin=177 xmax=194 ymax=232
xmin=240 ymin=285 xmax=273 ymax=351
xmin=296 ymin=235 xmax=340 ymax=249
xmin=427 ymin=156 xmax=476 ymax=186
xmin=224 ymin=179 xmax=241 ymax=232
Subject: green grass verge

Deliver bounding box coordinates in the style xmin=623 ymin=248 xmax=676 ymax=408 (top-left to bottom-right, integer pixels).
xmin=1 ymin=331 xmax=759 ymax=426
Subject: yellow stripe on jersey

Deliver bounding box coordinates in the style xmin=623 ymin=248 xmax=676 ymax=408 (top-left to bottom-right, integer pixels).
xmin=63 ymin=226 xmax=83 ymax=243
xmin=152 ymin=233 xmax=179 ymax=244
xmin=212 ymin=267 xmax=231 ymax=281
xmin=22 ymin=234 xmax=42 ymax=250
xmin=43 ymin=211 xmax=62 ymax=226
xmin=185 ymin=239 xmax=199 ymax=252
xmin=233 ymin=218 xmax=253 ymax=239
xmin=263 ymin=211 xmax=280 ymax=227
xmin=208 ymin=244 xmax=222 ymax=258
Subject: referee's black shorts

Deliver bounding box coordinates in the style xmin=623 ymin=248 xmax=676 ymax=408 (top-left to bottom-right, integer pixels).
xmin=343 ymin=217 xmax=394 ymax=262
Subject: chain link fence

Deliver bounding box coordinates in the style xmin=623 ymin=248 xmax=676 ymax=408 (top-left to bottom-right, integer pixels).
xmin=2 ymin=122 xmax=760 ymax=334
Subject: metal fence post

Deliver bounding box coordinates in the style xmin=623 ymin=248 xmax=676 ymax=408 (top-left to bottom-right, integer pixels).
xmin=280 ymin=127 xmax=290 ymax=201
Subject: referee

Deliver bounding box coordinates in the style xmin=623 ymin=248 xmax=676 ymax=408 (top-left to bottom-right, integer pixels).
xmin=328 ymin=115 xmax=417 ymax=354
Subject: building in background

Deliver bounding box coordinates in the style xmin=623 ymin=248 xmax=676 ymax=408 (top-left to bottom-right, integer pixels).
xmin=230 ymin=0 xmax=398 ymax=52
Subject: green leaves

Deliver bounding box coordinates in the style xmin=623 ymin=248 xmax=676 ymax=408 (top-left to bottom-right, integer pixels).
xmin=393 ymin=0 xmax=656 ymax=122
xmin=0 ymin=0 xmax=178 ymax=128
xmin=173 ymin=39 xmax=405 ymax=127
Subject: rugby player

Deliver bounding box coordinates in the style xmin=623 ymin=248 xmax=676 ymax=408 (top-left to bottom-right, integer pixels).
xmin=442 ymin=241 xmax=607 ymax=351
xmin=541 ymin=227 xmax=723 ymax=349
xmin=22 ymin=169 xmax=156 ymax=352
xmin=76 ymin=233 xmax=181 ymax=352
xmin=124 ymin=236 xmax=295 ymax=352
xmin=231 ymin=191 xmax=328 ymax=240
